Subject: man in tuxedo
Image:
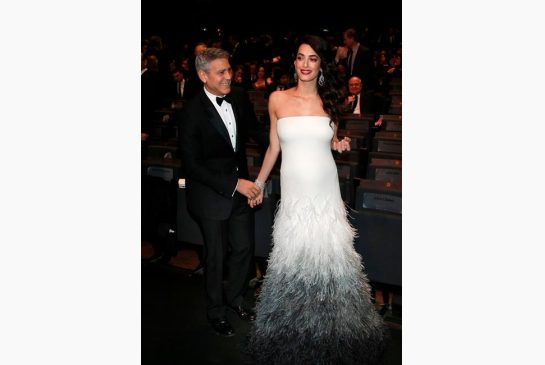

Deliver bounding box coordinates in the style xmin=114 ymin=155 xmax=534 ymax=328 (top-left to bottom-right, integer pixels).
xmin=342 ymin=28 xmax=375 ymax=90
xmin=343 ymin=76 xmax=384 ymax=127
xmin=179 ymin=48 xmax=267 ymax=337
xmin=171 ymin=67 xmax=186 ymax=100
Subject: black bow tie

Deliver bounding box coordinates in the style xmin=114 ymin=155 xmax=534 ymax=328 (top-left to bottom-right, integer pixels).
xmin=216 ymin=94 xmax=232 ymax=106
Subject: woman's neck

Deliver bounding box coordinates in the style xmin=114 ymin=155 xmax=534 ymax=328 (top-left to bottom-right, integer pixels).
xmin=294 ymin=82 xmax=317 ymax=97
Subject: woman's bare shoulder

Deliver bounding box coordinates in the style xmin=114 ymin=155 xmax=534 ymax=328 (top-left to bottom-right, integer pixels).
xmin=270 ymin=88 xmax=295 ymax=105
xmin=267 ymin=89 xmax=285 ymax=109
xmin=270 ymin=88 xmax=303 ymax=120
xmin=270 ymin=88 xmax=293 ymax=99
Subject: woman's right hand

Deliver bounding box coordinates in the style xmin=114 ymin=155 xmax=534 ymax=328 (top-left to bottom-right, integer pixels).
xmin=248 ymin=188 xmax=264 ymax=208
xmin=332 ymin=137 xmax=351 ymax=153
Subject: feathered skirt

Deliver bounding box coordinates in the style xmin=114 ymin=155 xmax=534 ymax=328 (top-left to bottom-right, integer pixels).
xmin=248 ymin=197 xmax=387 ymax=365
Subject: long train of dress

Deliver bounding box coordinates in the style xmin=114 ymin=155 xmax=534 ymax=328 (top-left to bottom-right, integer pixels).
xmin=248 ymin=116 xmax=386 ymax=364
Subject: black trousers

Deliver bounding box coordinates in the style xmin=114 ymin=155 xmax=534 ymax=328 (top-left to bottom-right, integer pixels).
xmin=196 ymin=206 xmax=254 ymax=320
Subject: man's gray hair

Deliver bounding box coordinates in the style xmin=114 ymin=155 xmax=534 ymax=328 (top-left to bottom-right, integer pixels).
xmin=195 ymin=48 xmax=230 ymax=73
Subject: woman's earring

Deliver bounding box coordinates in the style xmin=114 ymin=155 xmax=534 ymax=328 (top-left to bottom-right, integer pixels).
xmin=294 ymin=72 xmax=298 ymax=81
xmin=318 ymin=70 xmax=325 ymax=86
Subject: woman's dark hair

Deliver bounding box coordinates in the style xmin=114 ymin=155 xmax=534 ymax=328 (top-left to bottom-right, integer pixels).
xmin=293 ymin=34 xmax=346 ymax=125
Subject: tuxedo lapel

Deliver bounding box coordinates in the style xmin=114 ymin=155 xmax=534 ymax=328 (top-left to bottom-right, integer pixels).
xmin=200 ymin=93 xmax=232 ymax=147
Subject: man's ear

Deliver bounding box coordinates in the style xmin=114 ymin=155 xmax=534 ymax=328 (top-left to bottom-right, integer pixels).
xmin=197 ymin=69 xmax=207 ymax=83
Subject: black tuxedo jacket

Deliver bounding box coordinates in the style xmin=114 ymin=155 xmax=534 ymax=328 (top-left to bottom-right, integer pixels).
xmin=345 ymin=44 xmax=374 ymax=89
xmin=344 ymin=92 xmax=384 ymax=122
xmin=179 ymin=86 xmax=267 ymax=220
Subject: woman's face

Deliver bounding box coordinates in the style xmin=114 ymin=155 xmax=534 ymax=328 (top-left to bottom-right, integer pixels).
xmin=294 ymin=43 xmax=321 ymax=83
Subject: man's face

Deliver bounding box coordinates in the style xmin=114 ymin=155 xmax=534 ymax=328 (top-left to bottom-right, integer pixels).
xmin=172 ymin=71 xmax=184 ymax=82
xmin=348 ymin=78 xmax=362 ymax=95
xmin=343 ymin=34 xmax=354 ymax=48
xmin=199 ymin=57 xmax=232 ymax=96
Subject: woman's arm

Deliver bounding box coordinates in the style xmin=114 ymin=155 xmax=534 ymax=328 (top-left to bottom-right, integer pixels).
xmin=249 ymin=92 xmax=282 ymax=207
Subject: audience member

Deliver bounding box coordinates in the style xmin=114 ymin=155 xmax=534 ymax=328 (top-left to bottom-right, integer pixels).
xmin=343 ymin=76 xmax=384 ymax=127
xmin=251 ymin=65 xmax=269 ymax=90
xmin=141 ymin=52 xmax=162 ymax=148
xmin=342 ymin=28 xmax=374 ymax=89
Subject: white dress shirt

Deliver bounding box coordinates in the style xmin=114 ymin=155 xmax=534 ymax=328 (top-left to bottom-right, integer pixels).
xmin=203 ymin=87 xmax=239 ymax=196
xmin=353 ymin=93 xmax=361 ymax=115
xmin=178 ymin=79 xmax=185 ymax=97
xmin=204 ymin=88 xmax=237 ymax=151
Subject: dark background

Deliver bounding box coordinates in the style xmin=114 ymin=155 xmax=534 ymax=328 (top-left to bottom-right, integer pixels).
xmin=142 ymin=0 xmax=402 ymax=45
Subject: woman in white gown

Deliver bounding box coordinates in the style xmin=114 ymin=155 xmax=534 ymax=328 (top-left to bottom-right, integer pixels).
xmin=247 ymin=35 xmax=386 ymax=364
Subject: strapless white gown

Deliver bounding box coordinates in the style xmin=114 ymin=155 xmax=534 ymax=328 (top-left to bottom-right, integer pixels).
xmin=248 ymin=116 xmax=386 ymax=364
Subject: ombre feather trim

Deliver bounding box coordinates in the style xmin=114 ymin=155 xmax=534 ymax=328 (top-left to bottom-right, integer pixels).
xmin=248 ymin=197 xmax=387 ymax=364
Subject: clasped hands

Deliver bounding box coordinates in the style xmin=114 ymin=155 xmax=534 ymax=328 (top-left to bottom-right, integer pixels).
xmin=237 ymin=179 xmax=264 ymax=208
xmin=332 ymin=137 xmax=351 ymax=153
